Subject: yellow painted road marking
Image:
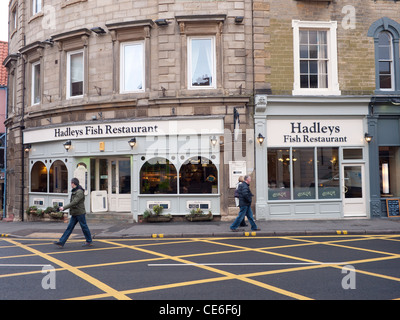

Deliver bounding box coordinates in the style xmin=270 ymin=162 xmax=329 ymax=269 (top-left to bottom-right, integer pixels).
xmin=99 ymin=239 xmax=313 ymax=300
xmin=3 ymin=238 xmax=131 ymax=300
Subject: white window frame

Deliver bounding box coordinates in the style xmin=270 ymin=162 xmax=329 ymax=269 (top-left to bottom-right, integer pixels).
xmin=66 ymin=49 xmax=84 ymax=99
xmin=292 ymin=20 xmax=341 ymax=96
xmin=32 ymin=0 xmax=42 ymax=15
xmin=187 ymin=36 xmax=217 ymax=90
xmin=31 ymin=61 xmax=41 ymax=106
xmin=120 ymin=41 xmax=145 ymax=94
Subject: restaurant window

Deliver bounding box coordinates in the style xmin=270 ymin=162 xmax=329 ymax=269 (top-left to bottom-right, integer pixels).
xmin=140 ymin=157 xmax=177 ymax=194
xmin=179 ymin=156 xmax=218 ymax=194
xmin=268 ymin=149 xmax=291 ymax=200
xmin=293 ymin=148 xmax=315 ymax=200
xmin=268 ymin=147 xmax=340 ymax=200
xmin=67 ymin=49 xmax=84 ymax=98
xmin=379 ymin=146 xmax=400 ymax=197
xmin=49 ymin=160 xmax=68 ymax=194
xmin=317 ymin=147 xmax=340 ymax=199
xmin=31 ymin=161 xmax=48 ymax=193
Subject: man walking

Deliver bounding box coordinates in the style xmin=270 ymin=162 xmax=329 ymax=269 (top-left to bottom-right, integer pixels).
xmin=54 ymin=178 xmax=93 ymax=248
xmin=230 ymin=175 xmax=259 ymax=232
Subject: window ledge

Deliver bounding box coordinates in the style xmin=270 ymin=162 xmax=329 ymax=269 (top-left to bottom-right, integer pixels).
xmin=292 ymin=89 xmax=341 ymax=96
xmin=61 ymin=0 xmax=88 ymax=9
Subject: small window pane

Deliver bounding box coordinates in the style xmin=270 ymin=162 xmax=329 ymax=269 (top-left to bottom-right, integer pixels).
xmin=32 ymin=63 xmax=41 ymax=104
xmin=268 ymin=149 xmax=291 ymax=200
xmin=49 ymin=160 xmax=68 ymax=193
xmin=70 ymin=52 xmax=83 ymax=97
xmin=318 ymin=148 xmax=340 ymax=199
xmin=343 ymin=149 xmax=363 ymax=160
xmin=140 ymin=157 xmax=177 ymax=194
xmin=119 ymin=160 xmax=131 ymax=194
xmin=31 ymin=161 xmax=47 ymax=193
xmin=179 ymin=156 xmax=218 ymax=194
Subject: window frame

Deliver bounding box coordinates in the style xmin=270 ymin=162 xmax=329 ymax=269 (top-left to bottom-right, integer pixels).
xmin=32 ymin=0 xmax=42 ymax=15
xmin=292 ymin=20 xmax=340 ymax=96
xmin=268 ymin=147 xmax=340 ymax=201
xmin=120 ymin=41 xmax=145 ymax=94
xmin=31 ymin=61 xmax=41 ymax=106
xmin=377 ymin=31 xmax=395 ymax=91
xmin=66 ymin=49 xmax=84 ymax=99
xmin=368 ymin=17 xmax=400 ymax=94
xmin=187 ymin=36 xmax=217 ymax=90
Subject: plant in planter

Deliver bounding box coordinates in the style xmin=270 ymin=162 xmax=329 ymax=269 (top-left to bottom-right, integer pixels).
xmin=45 ymin=205 xmax=65 ymax=220
xmin=26 ymin=206 xmax=44 ymax=218
xmin=185 ymin=208 xmax=213 ymax=222
xmin=143 ymin=205 xmax=172 ymax=222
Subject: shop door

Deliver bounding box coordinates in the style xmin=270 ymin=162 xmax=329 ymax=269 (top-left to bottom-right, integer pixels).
xmin=93 ymin=158 xmax=131 ymax=212
xmin=342 ymin=164 xmax=366 ymax=217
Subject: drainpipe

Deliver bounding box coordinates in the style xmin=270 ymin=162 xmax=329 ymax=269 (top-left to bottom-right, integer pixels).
xmin=3 ymin=87 xmax=7 ymax=219
xmin=20 ymin=35 xmax=26 ymax=221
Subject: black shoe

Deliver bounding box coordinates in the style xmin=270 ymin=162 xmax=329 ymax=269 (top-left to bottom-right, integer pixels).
xmin=230 ymin=228 xmax=244 ymax=232
xmin=53 ymin=241 xmax=63 ymax=248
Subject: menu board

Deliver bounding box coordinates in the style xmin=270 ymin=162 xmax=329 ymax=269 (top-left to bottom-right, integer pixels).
xmin=386 ymin=199 xmax=400 ymax=217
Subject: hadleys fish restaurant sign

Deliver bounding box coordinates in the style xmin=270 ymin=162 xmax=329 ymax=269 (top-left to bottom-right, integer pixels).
xmin=266 ymin=119 xmax=365 ymax=147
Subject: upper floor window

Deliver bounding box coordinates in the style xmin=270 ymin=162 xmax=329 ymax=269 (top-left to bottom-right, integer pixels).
xmin=67 ymin=50 xmax=84 ymax=99
xmin=120 ymin=41 xmax=145 ymax=93
xmin=188 ymin=36 xmax=216 ymax=89
xmin=292 ymin=20 xmax=340 ymax=96
xmin=32 ymin=0 xmax=42 ymax=15
xmin=378 ymin=31 xmax=394 ymax=90
xmin=11 ymin=4 xmax=17 ymax=34
xmin=368 ymin=17 xmax=400 ymax=94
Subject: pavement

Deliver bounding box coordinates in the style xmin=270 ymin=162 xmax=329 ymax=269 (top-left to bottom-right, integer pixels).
xmin=1 ymin=217 xmax=400 ymax=239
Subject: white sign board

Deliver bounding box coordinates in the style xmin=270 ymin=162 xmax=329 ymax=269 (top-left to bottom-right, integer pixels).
xmin=23 ymin=119 xmax=224 ymax=144
xmin=229 ymin=161 xmax=247 ymax=188
xmin=267 ymin=119 xmax=364 ymax=147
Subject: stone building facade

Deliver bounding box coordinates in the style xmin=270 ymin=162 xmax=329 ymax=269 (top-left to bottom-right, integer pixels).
xmin=4 ymin=0 xmax=257 ymax=222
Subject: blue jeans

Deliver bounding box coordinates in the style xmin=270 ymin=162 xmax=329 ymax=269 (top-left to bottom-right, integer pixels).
xmin=230 ymin=205 xmax=258 ymax=231
xmin=59 ymin=214 xmax=92 ymax=245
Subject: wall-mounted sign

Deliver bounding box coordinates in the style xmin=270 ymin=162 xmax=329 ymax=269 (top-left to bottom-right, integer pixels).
xmin=229 ymin=161 xmax=247 ymax=188
xmin=267 ymin=119 xmax=364 ymax=147
xmin=23 ymin=118 xmax=224 ymax=144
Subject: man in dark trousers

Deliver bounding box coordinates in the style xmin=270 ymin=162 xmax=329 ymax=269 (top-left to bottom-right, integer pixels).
xmin=230 ymin=175 xmax=260 ymax=232
xmin=54 ymin=178 xmax=93 ymax=248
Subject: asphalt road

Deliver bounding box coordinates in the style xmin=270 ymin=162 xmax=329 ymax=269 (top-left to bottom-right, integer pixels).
xmin=1 ymin=234 xmax=399 ymax=307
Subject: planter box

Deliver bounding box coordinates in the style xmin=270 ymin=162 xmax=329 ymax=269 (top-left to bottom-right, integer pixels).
xmin=146 ymin=215 xmax=172 ymax=223
xmin=186 ymin=213 xmax=213 ymax=222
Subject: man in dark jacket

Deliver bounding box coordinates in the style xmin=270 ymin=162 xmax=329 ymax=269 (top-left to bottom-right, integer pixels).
xmin=230 ymin=175 xmax=259 ymax=232
xmin=54 ymin=178 xmax=93 ymax=248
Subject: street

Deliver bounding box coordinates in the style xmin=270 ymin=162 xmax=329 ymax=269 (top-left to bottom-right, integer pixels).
xmin=1 ymin=234 xmax=399 ymax=304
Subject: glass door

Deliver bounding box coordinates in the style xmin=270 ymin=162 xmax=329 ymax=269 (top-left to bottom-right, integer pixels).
xmin=91 ymin=158 xmax=132 ymax=212
xmin=342 ymin=164 xmax=366 ymax=217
